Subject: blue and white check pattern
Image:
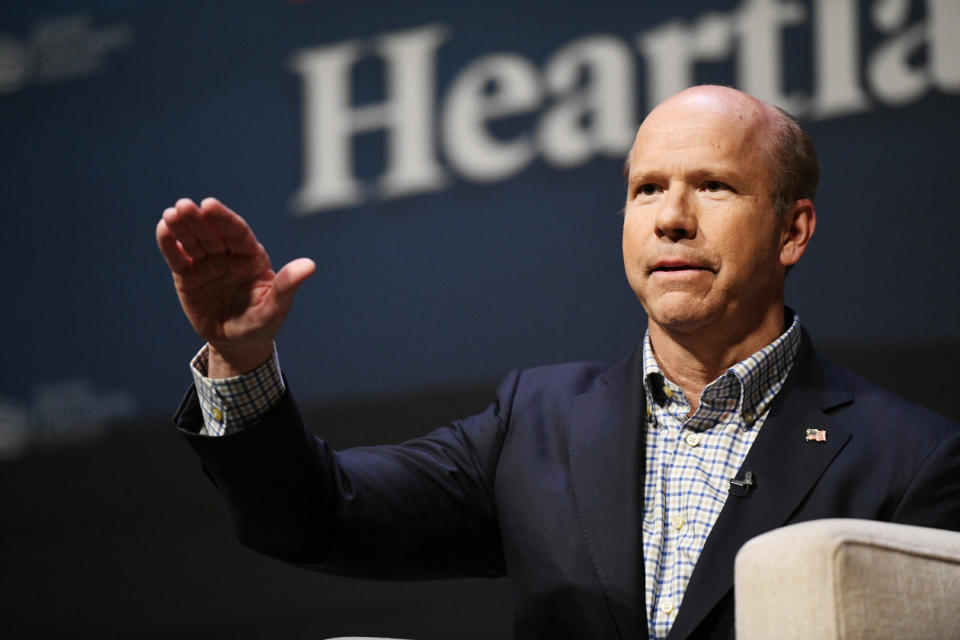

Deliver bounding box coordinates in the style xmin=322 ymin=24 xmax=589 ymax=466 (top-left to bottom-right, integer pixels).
xmin=641 ymin=314 xmax=801 ymax=640
xmin=190 ymin=345 xmax=285 ymax=437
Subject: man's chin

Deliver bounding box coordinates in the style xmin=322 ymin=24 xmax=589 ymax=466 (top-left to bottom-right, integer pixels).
xmin=644 ymin=301 xmax=717 ymax=335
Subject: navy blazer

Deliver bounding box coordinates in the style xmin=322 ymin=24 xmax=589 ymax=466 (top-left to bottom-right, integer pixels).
xmin=177 ymin=330 xmax=960 ymax=639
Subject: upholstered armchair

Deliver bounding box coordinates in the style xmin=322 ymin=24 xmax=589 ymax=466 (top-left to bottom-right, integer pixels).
xmin=735 ymin=519 xmax=960 ymax=640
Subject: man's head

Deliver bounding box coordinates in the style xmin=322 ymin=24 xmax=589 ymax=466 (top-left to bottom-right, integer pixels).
xmin=622 ymin=85 xmax=817 ymax=346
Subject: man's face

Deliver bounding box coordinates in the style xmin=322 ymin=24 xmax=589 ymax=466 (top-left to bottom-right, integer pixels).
xmin=623 ymin=91 xmax=790 ymax=338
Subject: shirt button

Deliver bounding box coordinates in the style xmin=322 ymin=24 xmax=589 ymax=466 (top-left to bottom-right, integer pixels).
xmin=212 ymin=407 xmax=223 ymax=422
xmin=684 ymin=432 xmax=701 ymax=448
xmin=743 ymin=410 xmax=756 ymax=422
xmin=671 ymin=514 xmax=685 ymax=530
xmin=660 ymin=598 xmax=675 ymax=614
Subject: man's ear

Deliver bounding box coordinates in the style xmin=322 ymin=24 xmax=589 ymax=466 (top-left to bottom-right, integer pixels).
xmin=780 ymin=199 xmax=816 ymax=267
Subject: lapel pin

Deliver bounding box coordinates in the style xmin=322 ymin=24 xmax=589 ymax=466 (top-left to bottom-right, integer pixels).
xmin=805 ymin=428 xmax=827 ymax=442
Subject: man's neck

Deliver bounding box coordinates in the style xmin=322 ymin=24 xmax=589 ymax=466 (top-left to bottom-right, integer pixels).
xmin=648 ymin=306 xmax=786 ymax=414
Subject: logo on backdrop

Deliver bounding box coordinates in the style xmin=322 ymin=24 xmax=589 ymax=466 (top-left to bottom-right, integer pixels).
xmin=0 ymin=380 xmax=137 ymax=460
xmin=289 ymin=0 xmax=960 ymax=215
xmin=0 ymin=13 xmax=132 ymax=95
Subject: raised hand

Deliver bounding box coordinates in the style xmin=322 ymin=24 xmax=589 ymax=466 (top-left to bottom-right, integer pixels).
xmin=156 ymin=197 xmax=315 ymax=377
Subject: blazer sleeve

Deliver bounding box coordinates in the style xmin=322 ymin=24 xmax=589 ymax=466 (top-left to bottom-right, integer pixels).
xmin=888 ymin=426 xmax=960 ymax=532
xmin=174 ymin=372 xmax=521 ymax=580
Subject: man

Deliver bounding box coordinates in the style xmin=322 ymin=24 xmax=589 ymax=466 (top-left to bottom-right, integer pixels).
xmin=157 ymin=86 xmax=960 ymax=639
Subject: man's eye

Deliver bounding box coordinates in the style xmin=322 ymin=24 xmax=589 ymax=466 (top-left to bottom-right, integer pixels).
xmin=636 ymin=183 xmax=661 ymax=197
xmin=703 ymin=180 xmax=732 ymax=192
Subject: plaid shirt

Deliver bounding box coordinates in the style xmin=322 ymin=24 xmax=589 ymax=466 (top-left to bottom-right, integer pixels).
xmin=189 ymin=345 xmax=285 ymax=437
xmin=641 ymin=314 xmax=801 ymax=639
xmin=190 ymin=316 xmax=801 ymax=637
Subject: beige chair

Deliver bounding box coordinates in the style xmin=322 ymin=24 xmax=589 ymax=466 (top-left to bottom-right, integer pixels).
xmin=735 ymin=519 xmax=960 ymax=640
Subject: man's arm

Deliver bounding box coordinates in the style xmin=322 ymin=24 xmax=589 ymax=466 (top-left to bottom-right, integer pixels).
xmin=175 ymin=378 xmax=511 ymax=579
xmin=158 ymin=197 xmax=507 ymax=579
xmin=155 ymin=197 xmax=314 ymax=378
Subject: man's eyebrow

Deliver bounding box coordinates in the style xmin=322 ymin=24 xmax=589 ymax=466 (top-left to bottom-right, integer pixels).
xmin=626 ymin=170 xmax=668 ymax=185
xmin=688 ymin=167 xmax=743 ymax=184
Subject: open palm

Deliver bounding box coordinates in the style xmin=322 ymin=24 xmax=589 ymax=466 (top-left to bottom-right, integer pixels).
xmin=156 ymin=197 xmax=314 ymax=373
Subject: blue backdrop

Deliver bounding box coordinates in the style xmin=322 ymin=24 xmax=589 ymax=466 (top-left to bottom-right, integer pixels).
xmin=1 ymin=0 xmax=958 ymax=454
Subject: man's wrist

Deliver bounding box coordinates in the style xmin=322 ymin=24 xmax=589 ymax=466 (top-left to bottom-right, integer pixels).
xmin=207 ymin=342 xmax=275 ymax=378
xmin=189 ymin=344 xmax=286 ymax=436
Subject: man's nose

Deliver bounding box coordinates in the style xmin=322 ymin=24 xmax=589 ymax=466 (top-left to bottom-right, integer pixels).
xmin=655 ymin=186 xmax=697 ymax=241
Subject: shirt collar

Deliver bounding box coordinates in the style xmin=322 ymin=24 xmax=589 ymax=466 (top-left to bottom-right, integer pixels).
xmin=642 ymin=310 xmax=802 ymax=430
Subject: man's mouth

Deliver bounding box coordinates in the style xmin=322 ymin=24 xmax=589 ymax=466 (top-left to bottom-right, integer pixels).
xmin=651 ymin=260 xmax=713 ymax=273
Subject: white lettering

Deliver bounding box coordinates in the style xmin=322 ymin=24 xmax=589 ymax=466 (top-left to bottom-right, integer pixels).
xmin=378 ymin=28 xmax=451 ymax=200
xmin=928 ymin=0 xmax=960 ymax=91
xmin=868 ymin=0 xmax=929 ymax=106
xmin=637 ymin=13 xmax=734 ymax=110
xmin=290 ymin=25 xmax=448 ymax=214
xmin=735 ymin=0 xmax=807 ymax=114
xmin=288 ymin=0 xmax=960 ymax=214
xmin=0 ymin=13 xmax=132 ymax=94
xmin=811 ymin=0 xmax=870 ymax=118
xmin=442 ymin=54 xmax=542 ymax=182
xmin=538 ymin=35 xmax=636 ymax=168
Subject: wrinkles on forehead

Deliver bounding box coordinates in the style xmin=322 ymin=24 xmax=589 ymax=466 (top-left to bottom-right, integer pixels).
xmin=625 ymin=85 xmax=779 ymax=177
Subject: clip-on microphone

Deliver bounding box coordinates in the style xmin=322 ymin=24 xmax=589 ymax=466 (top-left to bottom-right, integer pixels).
xmin=729 ymin=471 xmax=755 ymax=497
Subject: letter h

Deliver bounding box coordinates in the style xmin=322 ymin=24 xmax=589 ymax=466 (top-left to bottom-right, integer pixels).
xmin=289 ymin=25 xmax=449 ymax=214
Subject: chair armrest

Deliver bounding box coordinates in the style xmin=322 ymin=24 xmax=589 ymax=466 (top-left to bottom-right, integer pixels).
xmin=735 ymin=519 xmax=960 ymax=640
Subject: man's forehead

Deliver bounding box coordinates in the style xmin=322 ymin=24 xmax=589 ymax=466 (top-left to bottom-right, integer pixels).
xmin=627 ymin=92 xmax=774 ymax=174
xmin=628 ymin=123 xmax=764 ymax=169
xmin=649 ymin=85 xmax=772 ymax=124
xmin=635 ymin=87 xmax=772 ymax=141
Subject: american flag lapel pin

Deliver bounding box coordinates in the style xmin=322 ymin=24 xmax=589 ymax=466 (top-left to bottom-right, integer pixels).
xmin=805 ymin=428 xmax=827 ymax=442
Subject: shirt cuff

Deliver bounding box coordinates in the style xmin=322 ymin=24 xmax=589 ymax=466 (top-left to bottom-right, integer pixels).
xmin=189 ymin=344 xmax=286 ymax=437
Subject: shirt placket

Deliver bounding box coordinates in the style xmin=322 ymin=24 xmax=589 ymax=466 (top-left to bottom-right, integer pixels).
xmin=650 ymin=385 xmax=691 ymax=636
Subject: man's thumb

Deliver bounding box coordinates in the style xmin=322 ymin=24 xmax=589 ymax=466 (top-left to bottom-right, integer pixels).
xmin=274 ymin=258 xmax=316 ymax=302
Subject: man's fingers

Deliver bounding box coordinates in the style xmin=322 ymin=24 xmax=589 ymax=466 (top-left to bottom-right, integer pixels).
xmin=273 ymin=258 xmax=316 ymax=301
xmin=178 ymin=199 xmax=227 ymax=255
xmin=164 ymin=201 xmax=208 ymax=260
xmin=156 ymin=218 xmax=192 ymax=273
xmin=201 ymin=197 xmax=261 ymax=256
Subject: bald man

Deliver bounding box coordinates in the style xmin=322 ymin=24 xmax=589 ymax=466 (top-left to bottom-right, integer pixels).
xmin=160 ymin=86 xmax=960 ymax=639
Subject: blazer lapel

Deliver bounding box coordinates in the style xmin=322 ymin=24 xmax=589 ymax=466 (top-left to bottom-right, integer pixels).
xmin=667 ymin=336 xmax=853 ymax=640
xmin=568 ymin=347 xmax=649 ymax=640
